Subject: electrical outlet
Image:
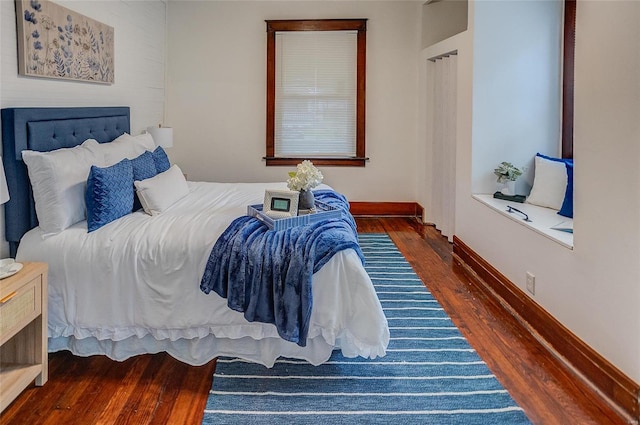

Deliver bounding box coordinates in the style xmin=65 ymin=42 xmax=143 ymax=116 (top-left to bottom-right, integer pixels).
xmin=526 ymin=272 xmax=535 ymax=295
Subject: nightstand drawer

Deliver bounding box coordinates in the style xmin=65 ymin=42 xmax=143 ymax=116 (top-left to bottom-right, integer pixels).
xmin=0 ymin=277 xmax=41 ymax=345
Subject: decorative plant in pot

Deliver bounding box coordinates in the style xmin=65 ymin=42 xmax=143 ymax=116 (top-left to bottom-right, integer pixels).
xmin=287 ymin=160 xmax=324 ymax=210
xmin=494 ymin=161 xmax=522 ymax=196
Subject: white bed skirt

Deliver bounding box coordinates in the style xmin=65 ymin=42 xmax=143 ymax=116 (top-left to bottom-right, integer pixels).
xmin=49 ymin=327 xmax=380 ymax=367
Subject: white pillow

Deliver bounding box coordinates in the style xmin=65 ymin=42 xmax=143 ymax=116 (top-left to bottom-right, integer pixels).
xmin=526 ymin=155 xmax=568 ymax=210
xmin=134 ymin=165 xmax=189 ymax=215
xmin=22 ymin=139 xmax=103 ymax=236
xmin=88 ymin=132 xmax=156 ymax=166
xmin=133 ymin=132 xmax=156 ymax=151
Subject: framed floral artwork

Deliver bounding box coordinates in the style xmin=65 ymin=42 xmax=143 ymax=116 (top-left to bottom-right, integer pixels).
xmin=15 ymin=0 xmax=114 ymax=84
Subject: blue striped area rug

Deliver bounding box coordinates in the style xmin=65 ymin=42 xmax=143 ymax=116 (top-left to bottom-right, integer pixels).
xmin=202 ymin=234 xmax=531 ymax=424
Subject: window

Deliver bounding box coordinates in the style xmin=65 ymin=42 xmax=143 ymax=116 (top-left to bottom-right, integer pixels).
xmin=562 ymin=0 xmax=576 ymax=159
xmin=265 ymin=19 xmax=368 ymax=167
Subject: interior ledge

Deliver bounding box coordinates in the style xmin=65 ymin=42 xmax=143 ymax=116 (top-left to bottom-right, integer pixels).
xmin=472 ymin=194 xmax=574 ymax=250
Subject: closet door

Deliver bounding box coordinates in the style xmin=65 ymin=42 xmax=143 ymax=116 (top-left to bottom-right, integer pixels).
xmin=429 ymin=54 xmax=457 ymax=242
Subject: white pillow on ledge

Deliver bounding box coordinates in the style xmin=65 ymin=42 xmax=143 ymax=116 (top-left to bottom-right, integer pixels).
xmin=134 ymin=164 xmax=189 ymax=215
xmin=526 ymin=155 xmax=567 ymax=210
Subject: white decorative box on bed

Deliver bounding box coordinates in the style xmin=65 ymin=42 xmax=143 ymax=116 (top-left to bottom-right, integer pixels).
xmin=1 ymin=107 xmax=388 ymax=367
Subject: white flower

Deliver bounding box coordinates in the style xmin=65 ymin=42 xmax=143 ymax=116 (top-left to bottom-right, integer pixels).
xmin=494 ymin=161 xmax=522 ymax=183
xmin=286 ymin=160 xmax=324 ymax=191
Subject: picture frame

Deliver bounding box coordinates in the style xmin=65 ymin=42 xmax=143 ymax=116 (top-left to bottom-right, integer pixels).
xmin=15 ymin=0 xmax=114 ymax=84
xmin=263 ymin=189 xmax=299 ymax=219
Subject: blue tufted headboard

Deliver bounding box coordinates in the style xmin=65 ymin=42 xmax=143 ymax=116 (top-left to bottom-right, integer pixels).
xmin=1 ymin=107 xmax=130 ymax=256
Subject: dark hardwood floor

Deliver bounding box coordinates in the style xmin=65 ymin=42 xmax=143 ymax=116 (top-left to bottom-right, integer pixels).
xmin=0 ymin=217 xmax=631 ymax=424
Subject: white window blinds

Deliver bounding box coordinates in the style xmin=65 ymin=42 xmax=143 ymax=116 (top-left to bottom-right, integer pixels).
xmin=274 ymin=31 xmax=357 ymax=157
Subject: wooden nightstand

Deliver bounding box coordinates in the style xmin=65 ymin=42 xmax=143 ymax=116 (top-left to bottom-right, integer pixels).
xmin=0 ymin=262 xmax=48 ymax=412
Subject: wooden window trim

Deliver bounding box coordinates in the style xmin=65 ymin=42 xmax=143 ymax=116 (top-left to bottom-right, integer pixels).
xmin=562 ymin=0 xmax=576 ymax=159
xmin=265 ymin=19 xmax=368 ymax=167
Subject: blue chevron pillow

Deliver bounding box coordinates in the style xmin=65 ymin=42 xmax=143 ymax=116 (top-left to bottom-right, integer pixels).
xmin=132 ymin=151 xmax=157 ymax=181
xmin=86 ymin=159 xmax=134 ymax=232
xmin=152 ymin=146 xmax=170 ymax=173
xmin=131 ymin=151 xmax=158 ymax=211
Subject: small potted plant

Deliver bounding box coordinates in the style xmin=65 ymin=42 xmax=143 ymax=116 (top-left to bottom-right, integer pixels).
xmin=494 ymin=162 xmax=522 ymax=196
xmin=287 ymin=160 xmax=324 ymax=210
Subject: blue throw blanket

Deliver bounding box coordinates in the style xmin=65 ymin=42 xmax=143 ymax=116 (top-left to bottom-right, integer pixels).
xmin=200 ymin=190 xmax=364 ymax=347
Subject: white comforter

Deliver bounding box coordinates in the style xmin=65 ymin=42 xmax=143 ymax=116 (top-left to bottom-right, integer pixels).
xmin=17 ymin=182 xmax=389 ymax=366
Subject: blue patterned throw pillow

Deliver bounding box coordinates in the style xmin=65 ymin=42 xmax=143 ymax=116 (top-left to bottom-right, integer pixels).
xmin=152 ymin=146 xmax=170 ymax=173
xmin=86 ymin=159 xmax=134 ymax=232
xmin=131 ymin=151 xmax=158 ymax=211
xmin=131 ymin=151 xmax=157 ymax=181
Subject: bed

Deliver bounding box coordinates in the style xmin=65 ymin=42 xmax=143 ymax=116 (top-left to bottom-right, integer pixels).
xmin=1 ymin=107 xmax=389 ymax=367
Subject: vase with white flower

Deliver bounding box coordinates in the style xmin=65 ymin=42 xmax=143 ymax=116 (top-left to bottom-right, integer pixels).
xmin=494 ymin=161 xmax=522 ymax=196
xmin=287 ymin=160 xmax=324 ymax=211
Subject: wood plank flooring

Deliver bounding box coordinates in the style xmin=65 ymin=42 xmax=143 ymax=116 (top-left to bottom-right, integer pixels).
xmin=0 ymin=217 xmax=631 ymax=424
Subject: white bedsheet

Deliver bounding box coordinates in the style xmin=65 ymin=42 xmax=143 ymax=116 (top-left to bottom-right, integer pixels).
xmin=17 ymin=181 xmax=389 ymax=366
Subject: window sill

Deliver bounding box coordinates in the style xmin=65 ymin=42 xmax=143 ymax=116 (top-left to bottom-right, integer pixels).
xmin=264 ymin=157 xmax=368 ymax=167
xmin=472 ymin=194 xmax=573 ymax=250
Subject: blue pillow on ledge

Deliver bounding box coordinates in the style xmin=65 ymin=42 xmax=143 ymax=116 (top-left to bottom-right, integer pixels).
xmin=558 ymin=161 xmax=573 ymax=218
xmin=86 ymin=159 xmax=134 ymax=232
xmin=536 ymin=153 xmax=573 ymax=218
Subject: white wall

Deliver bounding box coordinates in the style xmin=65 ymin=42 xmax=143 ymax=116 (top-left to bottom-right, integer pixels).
xmin=455 ymin=0 xmax=640 ymax=383
xmin=166 ymin=1 xmax=421 ymax=201
xmin=0 ymin=0 xmax=167 ymax=257
xmin=472 ymin=0 xmax=562 ymax=196
xmin=421 ymin=0 xmax=467 ymax=49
